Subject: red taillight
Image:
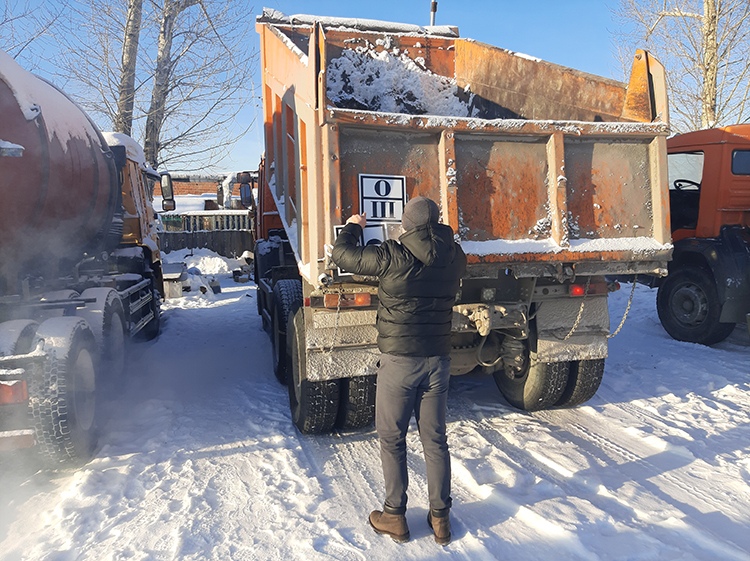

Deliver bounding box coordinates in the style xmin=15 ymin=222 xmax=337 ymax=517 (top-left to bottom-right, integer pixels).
xmin=323 ymin=293 xmax=372 ymax=308
xmin=0 ymin=381 xmax=28 ymax=405
xmin=569 ymin=281 xmax=609 ymax=297
xmin=570 ymin=284 xmax=586 ymax=297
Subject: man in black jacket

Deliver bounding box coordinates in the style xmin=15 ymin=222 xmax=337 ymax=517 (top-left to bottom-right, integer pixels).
xmin=332 ymin=196 xmax=466 ymax=545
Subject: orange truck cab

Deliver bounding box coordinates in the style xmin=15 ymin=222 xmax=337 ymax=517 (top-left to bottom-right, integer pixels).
xmin=656 ymin=125 xmax=750 ymax=343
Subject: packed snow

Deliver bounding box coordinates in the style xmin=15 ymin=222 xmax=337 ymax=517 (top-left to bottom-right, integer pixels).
xmin=1 ymin=248 xmax=749 ymax=561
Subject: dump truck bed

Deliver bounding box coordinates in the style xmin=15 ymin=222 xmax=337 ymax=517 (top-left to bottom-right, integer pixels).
xmin=256 ymin=10 xmax=672 ymax=285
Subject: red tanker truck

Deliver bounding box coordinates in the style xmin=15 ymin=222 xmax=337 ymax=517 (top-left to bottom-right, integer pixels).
xmin=0 ymin=50 xmax=175 ymax=465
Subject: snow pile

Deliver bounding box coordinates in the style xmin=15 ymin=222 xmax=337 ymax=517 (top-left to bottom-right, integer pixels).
xmin=162 ymin=248 xmax=246 ymax=298
xmin=163 ymin=248 xmax=244 ymax=276
xmin=327 ymin=44 xmax=473 ymax=116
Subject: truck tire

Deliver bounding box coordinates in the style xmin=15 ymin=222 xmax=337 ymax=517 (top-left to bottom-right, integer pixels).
xmin=29 ymin=317 xmax=99 ymax=464
xmin=657 ymin=267 xmax=735 ymax=345
xmin=555 ymin=359 xmax=605 ymax=407
xmin=0 ymin=320 xmax=39 ymax=355
xmin=336 ymin=376 xmax=376 ymax=430
xmin=271 ymin=279 xmax=302 ymax=385
xmin=77 ymin=288 xmax=127 ymax=379
xmin=287 ymin=309 xmax=340 ymax=434
xmin=494 ymin=359 xmax=569 ymax=411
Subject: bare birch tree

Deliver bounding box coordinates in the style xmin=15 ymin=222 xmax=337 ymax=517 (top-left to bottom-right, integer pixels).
xmin=114 ymin=0 xmax=144 ymax=136
xmin=615 ymin=0 xmax=750 ymax=132
xmin=140 ymin=0 xmax=256 ymax=170
xmin=47 ymin=0 xmax=256 ymax=172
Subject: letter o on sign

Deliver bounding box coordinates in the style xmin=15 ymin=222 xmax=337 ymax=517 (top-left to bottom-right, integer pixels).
xmin=374 ymin=179 xmax=391 ymax=197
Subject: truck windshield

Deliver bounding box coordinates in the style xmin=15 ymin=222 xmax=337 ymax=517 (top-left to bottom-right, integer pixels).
xmin=668 ymin=152 xmax=703 ymax=190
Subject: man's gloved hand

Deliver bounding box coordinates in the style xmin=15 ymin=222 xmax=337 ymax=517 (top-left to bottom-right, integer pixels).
xmin=346 ymin=212 xmax=367 ymax=228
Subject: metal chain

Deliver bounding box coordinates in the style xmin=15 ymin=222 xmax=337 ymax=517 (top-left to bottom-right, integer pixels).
xmin=558 ymin=276 xmax=639 ymax=341
xmin=326 ymin=292 xmax=342 ymax=353
xmin=561 ymin=276 xmax=591 ymax=340
xmin=608 ymin=276 xmax=638 ymax=339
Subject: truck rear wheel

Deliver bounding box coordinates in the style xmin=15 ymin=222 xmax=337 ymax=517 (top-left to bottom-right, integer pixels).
xmin=271 ymin=279 xmax=302 ymax=384
xmin=78 ymin=288 xmax=127 ymax=379
xmin=29 ymin=317 xmax=99 ymax=464
xmin=657 ymin=267 xmax=735 ymax=345
xmin=336 ymin=376 xmax=376 ymax=430
xmin=555 ymin=359 xmax=605 ymax=407
xmin=494 ymin=358 xmax=569 ymax=411
xmin=287 ymin=309 xmax=340 ymax=434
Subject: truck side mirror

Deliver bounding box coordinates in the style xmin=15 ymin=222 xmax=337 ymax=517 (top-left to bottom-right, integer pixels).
xmin=161 ymin=172 xmax=176 ymax=211
xmin=240 ymin=183 xmax=254 ymax=208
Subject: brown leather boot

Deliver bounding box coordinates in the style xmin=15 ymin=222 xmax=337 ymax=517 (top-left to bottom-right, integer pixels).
xmin=369 ymin=508 xmax=410 ymax=543
xmin=428 ymin=509 xmax=451 ymax=545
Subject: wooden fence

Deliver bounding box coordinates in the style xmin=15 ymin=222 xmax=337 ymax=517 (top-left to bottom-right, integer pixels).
xmin=159 ymin=211 xmax=255 ymax=258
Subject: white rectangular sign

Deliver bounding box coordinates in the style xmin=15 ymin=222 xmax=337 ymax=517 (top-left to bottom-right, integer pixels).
xmin=359 ymin=174 xmax=407 ymax=224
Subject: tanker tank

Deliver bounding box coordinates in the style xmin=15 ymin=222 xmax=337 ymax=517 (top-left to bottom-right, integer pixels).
xmin=0 ymin=49 xmax=121 ymax=288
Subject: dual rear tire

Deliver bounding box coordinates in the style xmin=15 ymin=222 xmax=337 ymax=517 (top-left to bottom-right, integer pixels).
xmin=493 ymin=353 xmax=605 ymax=411
xmin=284 ymin=307 xmax=376 ymax=434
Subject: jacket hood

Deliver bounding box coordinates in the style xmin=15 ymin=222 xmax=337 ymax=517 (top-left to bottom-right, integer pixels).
xmin=399 ymin=222 xmax=457 ymax=266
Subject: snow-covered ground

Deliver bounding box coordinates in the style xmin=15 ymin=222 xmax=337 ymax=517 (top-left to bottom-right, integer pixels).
xmin=1 ymin=248 xmax=749 ymax=561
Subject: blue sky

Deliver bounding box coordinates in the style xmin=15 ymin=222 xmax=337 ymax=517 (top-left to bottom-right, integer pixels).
xmin=232 ymin=0 xmax=622 ymax=173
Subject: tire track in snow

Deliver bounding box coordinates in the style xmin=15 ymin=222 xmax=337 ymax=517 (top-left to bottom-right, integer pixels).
xmin=444 ymin=394 xmax=606 ymax=560
xmin=541 ymin=405 xmax=750 ymax=554
xmin=295 ymin=431 xmax=381 ymax=560
xmin=468 ymin=400 xmax=750 ymax=561
xmin=443 ymin=366 xmax=750 ymax=560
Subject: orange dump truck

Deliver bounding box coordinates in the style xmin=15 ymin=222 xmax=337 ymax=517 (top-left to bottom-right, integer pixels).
xmin=253 ymin=10 xmax=672 ymax=433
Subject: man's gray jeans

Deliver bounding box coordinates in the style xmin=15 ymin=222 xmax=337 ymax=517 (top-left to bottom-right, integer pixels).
xmin=376 ymin=353 xmax=452 ymax=513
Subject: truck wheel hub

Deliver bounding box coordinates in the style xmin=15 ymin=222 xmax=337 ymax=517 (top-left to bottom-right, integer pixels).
xmin=672 ymin=283 xmax=708 ymax=326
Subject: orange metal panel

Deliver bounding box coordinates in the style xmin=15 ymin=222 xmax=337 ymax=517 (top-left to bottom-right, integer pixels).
xmin=455 ymin=135 xmax=549 ymax=242
xmin=455 ymin=39 xmax=627 ymax=122
xmin=622 ymin=51 xmax=668 ymax=123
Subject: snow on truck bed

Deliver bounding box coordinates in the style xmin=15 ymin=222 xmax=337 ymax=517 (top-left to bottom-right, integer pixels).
xmin=327 ymin=42 xmax=475 ymax=117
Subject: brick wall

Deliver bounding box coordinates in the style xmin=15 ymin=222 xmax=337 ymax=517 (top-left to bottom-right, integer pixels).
xmin=170 ymin=180 xmax=219 ymax=196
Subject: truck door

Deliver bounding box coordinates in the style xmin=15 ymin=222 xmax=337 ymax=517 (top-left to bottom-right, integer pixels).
xmin=667 ymin=151 xmax=704 ymax=239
